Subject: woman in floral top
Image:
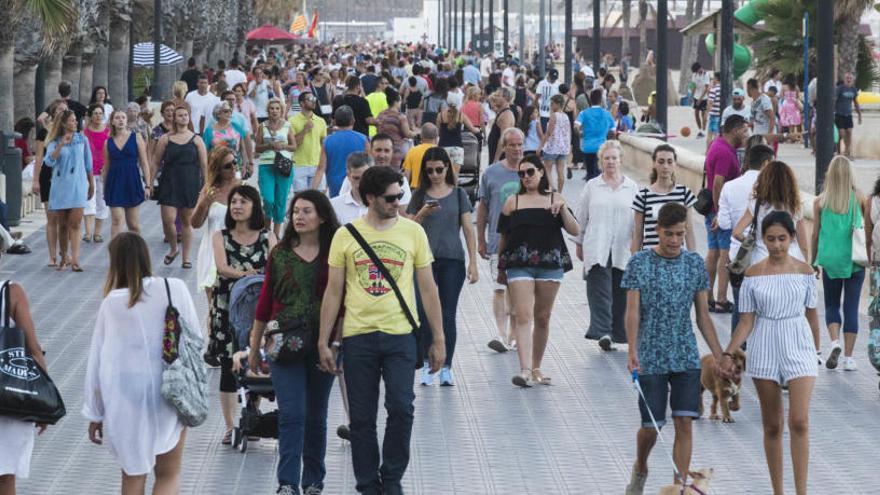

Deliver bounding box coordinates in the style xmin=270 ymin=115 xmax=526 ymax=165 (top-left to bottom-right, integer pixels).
xmin=208 ymin=184 xmax=277 ymax=444
xmin=248 ymin=190 xmax=342 ymax=494
xmin=496 ymin=155 xmax=580 ymax=387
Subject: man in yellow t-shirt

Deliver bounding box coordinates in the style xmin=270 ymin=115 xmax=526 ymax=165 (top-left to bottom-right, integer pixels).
xmin=402 ymin=122 xmax=439 ymax=187
xmin=288 ymin=92 xmax=328 ymax=192
xmin=364 ymin=78 xmax=389 ymax=137
xmin=318 ymin=166 xmax=445 ymax=494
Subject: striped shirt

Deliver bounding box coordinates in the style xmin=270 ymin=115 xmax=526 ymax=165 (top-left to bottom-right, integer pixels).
xmin=708 ymin=85 xmax=722 ymax=117
xmin=632 ymin=184 xmax=697 ymax=248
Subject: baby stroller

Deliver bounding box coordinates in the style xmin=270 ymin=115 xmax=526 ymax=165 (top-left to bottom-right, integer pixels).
xmin=868 ymin=268 xmax=880 ymax=391
xmin=228 ymin=274 xmax=279 ymax=453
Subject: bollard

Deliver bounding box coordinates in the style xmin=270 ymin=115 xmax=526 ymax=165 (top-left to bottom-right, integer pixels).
xmin=0 ymin=132 xmax=23 ymax=226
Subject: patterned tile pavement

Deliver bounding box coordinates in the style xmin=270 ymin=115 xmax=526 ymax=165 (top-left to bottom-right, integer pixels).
xmin=8 ymin=164 xmax=880 ymax=494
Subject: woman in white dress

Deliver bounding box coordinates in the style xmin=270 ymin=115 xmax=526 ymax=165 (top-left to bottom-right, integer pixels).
xmin=192 ymin=147 xmax=241 ymax=303
xmin=83 ymin=233 xmax=199 ymax=494
xmin=0 ymin=280 xmax=48 ymax=495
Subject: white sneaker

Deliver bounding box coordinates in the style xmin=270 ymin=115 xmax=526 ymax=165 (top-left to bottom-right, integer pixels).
xmin=843 ymin=357 xmax=858 ymax=371
xmin=826 ymin=342 xmax=842 ymax=369
xmin=420 ymin=363 xmax=434 ymax=386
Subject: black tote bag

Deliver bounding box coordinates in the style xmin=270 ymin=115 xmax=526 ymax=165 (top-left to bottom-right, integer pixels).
xmin=0 ymin=281 xmax=66 ymax=424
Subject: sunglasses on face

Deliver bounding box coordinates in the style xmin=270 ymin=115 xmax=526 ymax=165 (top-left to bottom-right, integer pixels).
xmin=517 ymin=168 xmax=538 ymax=178
xmin=426 ymin=166 xmax=446 ymax=175
xmin=222 ymin=159 xmax=237 ymax=170
xmin=382 ymin=192 xmax=405 ymax=203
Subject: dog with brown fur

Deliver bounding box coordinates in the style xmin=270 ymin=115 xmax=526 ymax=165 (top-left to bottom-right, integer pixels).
xmin=657 ymin=468 xmax=714 ymax=495
xmin=700 ymin=350 xmax=746 ymax=423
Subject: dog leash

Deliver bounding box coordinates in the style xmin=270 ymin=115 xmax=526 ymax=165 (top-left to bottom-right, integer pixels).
xmin=631 ymin=371 xmax=708 ymax=495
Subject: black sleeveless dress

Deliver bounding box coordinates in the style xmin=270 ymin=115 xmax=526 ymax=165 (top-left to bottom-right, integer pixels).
xmin=157 ymin=135 xmax=202 ymax=209
xmin=488 ymin=108 xmax=512 ymax=162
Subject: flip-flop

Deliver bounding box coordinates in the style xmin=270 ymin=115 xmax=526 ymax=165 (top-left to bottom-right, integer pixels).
xmin=181 ymin=261 xmax=193 ymax=269
xmin=164 ymin=252 xmax=178 ymax=265
xmin=93 ymin=234 xmax=104 ymax=243
xmin=71 ymin=264 xmax=84 ymax=272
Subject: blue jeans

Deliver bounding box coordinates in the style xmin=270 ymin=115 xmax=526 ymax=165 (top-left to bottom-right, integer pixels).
xmin=822 ymin=269 xmax=865 ymax=333
xmin=417 ymin=257 xmax=465 ymax=367
xmin=268 ymin=355 xmax=335 ymax=489
xmin=343 ymin=332 xmax=417 ymax=494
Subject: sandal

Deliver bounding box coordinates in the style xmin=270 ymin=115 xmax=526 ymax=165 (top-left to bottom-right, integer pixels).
xmin=163 ymin=251 xmax=178 ymax=265
xmin=47 ymin=256 xmax=57 ymax=268
xmin=512 ymin=370 xmax=534 ymax=388
xmin=181 ymin=261 xmax=192 ymax=269
xmin=71 ymin=263 xmax=84 ymax=273
xmin=532 ymin=369 xmax=552 ymax=385
xmin=221 ymin=429 xmax=233 ymax=445
xmin=56 ymin=257 xmax=70 ymax=271
xmin=93 ymin=234 xmax=104 ymax=243
xmin=82 ymin=235 xmax=92 ymax=243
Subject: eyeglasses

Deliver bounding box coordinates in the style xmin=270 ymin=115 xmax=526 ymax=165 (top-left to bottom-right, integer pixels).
xmin=426 ymin=167 xmax=446 ymax=175
xmin=381 ymin=192 xmax=405 ymax=203
xmin=517 ymin=168 xmax=538 ymax=178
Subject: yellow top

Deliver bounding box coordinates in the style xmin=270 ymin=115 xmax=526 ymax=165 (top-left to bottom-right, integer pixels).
xmin=365 ymin=91 xmax=389 ymax=137
xmin=288 ymin=112 xmax=327 ymax=166
xmin=402 ymin=143 xmax=436 ymax=188
xmin=328 ymin=217 xmax=434 ymax=337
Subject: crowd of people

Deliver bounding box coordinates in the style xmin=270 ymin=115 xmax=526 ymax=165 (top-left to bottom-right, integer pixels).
xmin=1 ymin=39 xmax=877 ymax=495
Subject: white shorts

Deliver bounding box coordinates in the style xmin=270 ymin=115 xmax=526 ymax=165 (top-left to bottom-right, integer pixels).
xmin=444 ymin=146 xmax=465 ymax=167
xmin=84 ymin=176 xmax=108 ymax=220
xmin=747 ymin=320 xmax=818 ymax=385
xmin=489 ymin=254 xmax=506 ymax=292
xmin=292 ymin=165 xmax=326 ymax=193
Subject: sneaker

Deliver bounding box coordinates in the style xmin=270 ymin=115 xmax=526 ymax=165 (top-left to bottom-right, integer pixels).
xmin=844 ymin=357 xmax=858 ymax=371
xmin=303 ymin=486 xmax=322 ymax=495
xmin=512 ymin=370 xmax=534 ymax=388
xmin=277 ymin=486 xmax=300 ymax=495
xmin=598 ymin=335 xmax=613 ymax=351
xmin=625 ymin=464 xmax=648 ymax=495
xmin=420 ymin=363 xmax=434 ymax=386
xmin=488 ymin=337 xmax=509 ymax=353
xmin=439 ymin=367 xmax=454 ymax=386
xmin=336 ymin=424 xmax=350 ymax=441
xmin=826 ymin=343 xmax=842 ymax=369
xmin=696 ymin=131 xmax=705 ymax=138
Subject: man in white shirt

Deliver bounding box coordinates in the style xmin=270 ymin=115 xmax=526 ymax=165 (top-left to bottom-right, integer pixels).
xmin=184 ymin=74 xmax=220 ymax=134
xmin=721 ymin=88 xmax=751 ymax=125
xmin=690 ymin=62 xmax=710 ymax=138
xmin=247 ymin=67 xmax=271 ymax=122
xmin=716 ymin=143 xmax=773 ymax=331
xmin=763 ymin=68 xmax=782 ymax=95
xmin=501 ymin=61 xmax=518 ymax=88
xmin=480 ymin=52 xmax=494 ymax=85
xmin=536 ymin=69 xmax=561 ymax=130
xmin=224 ymin=59 xmax=247 ymax=90
xmin=330 ymin=152 xmax=372 ymax=224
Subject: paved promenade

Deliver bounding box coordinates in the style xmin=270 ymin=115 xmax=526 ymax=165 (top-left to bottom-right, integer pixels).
xmin=8 ymin=164 xmax=880 ymax=494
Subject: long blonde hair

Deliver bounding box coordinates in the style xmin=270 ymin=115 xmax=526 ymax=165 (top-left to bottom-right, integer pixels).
xmin=172 ymin=81 xmax=188 ymax=101
xmin=108 ymin=110 xmax=127 ymax=138
xmin=821 ymin=156 xmax=857 ymax=214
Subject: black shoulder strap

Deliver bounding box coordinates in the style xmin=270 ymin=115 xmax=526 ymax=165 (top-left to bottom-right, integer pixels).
xmin=344 ymin=223 xmax=419 ymax=332
xmin=163 ymin=278 xmax=175 ymax=309
xmin=2 ymin=281 xmax=11 ymax=329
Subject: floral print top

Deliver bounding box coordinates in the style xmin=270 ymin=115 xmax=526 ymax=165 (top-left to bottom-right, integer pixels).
xmin=496 ymin=194 xmax=573 ymax=272
xmin=620 ymin=249 xmax=709 ymax=374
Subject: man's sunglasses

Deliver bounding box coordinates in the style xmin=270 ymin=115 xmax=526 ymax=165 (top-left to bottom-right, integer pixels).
xmin=382 ymin=192 xmax=405 ymax=203
xmin=517 ymin=168 xmax=538 ymax=178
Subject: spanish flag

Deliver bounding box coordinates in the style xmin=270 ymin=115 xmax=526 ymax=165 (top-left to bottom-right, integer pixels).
xmin=290 ymin=14 xmax=307 ymax=34
xmin=307 ymin=11 xmax=319 ymax=38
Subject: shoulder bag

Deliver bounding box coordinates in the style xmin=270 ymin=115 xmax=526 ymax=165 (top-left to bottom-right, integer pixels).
xmin=694 ymin=166 xmax=714 ymax=216
xmin=263 ymin=123 xmax=293 ymax=178
xmin=160 ymin=278 xmax=209 ymax=427
xmin=850 ymin=194 xmax=869 ymax=267
xmin=345 ymin=223 xmax=424 ymax=368
xmin=728 ymin=202 xmax=761 ymax=284
xmin=0 ymin=281 xmax=66 ymax=424
xmin=264 ymin=316 xmax=316 ymax=364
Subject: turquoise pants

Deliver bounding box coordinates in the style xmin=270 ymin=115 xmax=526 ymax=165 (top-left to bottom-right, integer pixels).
xmin=258 ymin=164 xmax=294 ymax=224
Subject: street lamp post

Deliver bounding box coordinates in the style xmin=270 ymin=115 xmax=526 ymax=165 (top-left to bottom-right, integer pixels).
xmin=489 ymin=0 xmax=494 ymax=55
xmin=656 ymin=0 xmax=668 ymax=134
xmin=453 ymin=0 xmax=458 ymax=51
xmin=471 ymin=0 xmax=476 ymax=51
xmin=480 ymin=0 xmax=484 ymax=54
xmin=815 ymin=0 xmax=834 ymax=193
xmin=503 ymin=0 xmax=509 ymax=59
xmin=462 ymin=0 xmax=467 ymax=51
xmin=592 ymin=0 xmax=601 ymax=73
xmin=539 ymin=0 xmax=546 ymax=76
xmin=518 ymin=0 xmax=524 ymax=63
xmin=564 ymin=0 xmax=572 ymax=85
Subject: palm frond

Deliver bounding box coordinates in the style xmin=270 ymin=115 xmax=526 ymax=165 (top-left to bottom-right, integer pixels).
xmin=22 ymin=0 xmax=78 ymax=50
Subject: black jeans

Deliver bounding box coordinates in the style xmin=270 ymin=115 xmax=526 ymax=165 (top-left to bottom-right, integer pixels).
xmin=417 ymin=257 xmax=465 ymax=367
xmin=343 ymin=331 xmax=417 ymax=494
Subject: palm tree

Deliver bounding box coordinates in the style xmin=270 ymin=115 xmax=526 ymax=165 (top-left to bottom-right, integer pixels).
xmin=836 ymin=0 xmax=872 ymax=79
xmin=108 ymin=0 xmax=132 ymax=104
xmin=0 ymin=0 xmax=76 ymax=131
xmin=621 ymin=0 xmax=631 ymax=61
xmin=12 ymin=14 xmax=44 ymax=123
xmin=678 ymin=0 xmax=696 ymax=96
xmin=638 ymin=0 xmax=648 ymax=63
xmin=78 ymin=0 xmax=104 ymax=102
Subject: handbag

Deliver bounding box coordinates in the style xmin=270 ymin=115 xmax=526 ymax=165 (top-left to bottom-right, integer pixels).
xmin=344 ymin=223 xmax=424 ymax=368
xmin=728 ymin=202 xmax=761 ymax=281
xmin=850 ymin=195 xmax=868 ymax=267
xmin=262 ymin=123 xmax=293 ymax=177
xmin=264 ymin=316 xmax=315 ymax=364
xmin=694 ymin=167 xmax=714 ymax=216
xmin=160 ymin=278 xmax=209 ymax=427
xmin=0 ymin=282 xmax=66 ymax=424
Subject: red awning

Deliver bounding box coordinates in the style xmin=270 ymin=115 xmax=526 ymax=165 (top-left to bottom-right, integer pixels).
xmin=246 ymin=24 xmax=299 ymax=42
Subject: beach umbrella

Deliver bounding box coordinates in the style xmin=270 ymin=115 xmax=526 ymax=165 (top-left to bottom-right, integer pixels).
xmin=132 ymin=42 xmax=184 ymax=67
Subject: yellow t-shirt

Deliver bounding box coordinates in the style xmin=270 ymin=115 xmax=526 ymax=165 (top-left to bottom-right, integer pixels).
xmin=328 ymin=217 xmax=434 ymax=337
xmin=288 ymin=112 xmax=327 ymax=167
xmin=365 ymin=91 xmax=389 ymax=137
xmin=402 ymin=143 xmax=435 ymax=188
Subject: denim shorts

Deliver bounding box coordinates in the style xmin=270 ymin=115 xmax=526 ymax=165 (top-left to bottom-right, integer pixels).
xmin=506 ymin=266 xmax=564 ymax=283
xmin=637 ymin=369 xmax=702 ymax=429
xmin=542 ymin=152 xmax=567 ymax=161
xmin=705 ymin=213 xmax=732 ymax=250
xmin=708 ymin=115 xmax=720 ymax=133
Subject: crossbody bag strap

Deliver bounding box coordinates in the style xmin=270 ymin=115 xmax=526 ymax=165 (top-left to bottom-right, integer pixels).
xmin=749 ymin=202 xmax=760 ymax=238
xmin=163 ymin=277 xmax=174 ymax=309
xmin=344 ymin=223 xmax=419 ymax=332
xmin=2 ymin=281 xmax=11 ymax=329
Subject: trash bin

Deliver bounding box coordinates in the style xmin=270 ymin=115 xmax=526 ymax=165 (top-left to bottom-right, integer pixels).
xmin=1 ymin=132 xmax=23 ymax=227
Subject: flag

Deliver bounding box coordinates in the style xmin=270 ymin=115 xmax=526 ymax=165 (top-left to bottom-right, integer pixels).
xmin=307 ymin=11 xmax=319 ymax=38
xmin=290 ymin=14 xmax=307 ymax=34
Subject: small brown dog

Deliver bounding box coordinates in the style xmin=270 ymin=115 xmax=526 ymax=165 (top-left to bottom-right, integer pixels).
xmin=657 ymin=468 xmax=714 ymax=494
xmin=700 ymin=350 xmax=746 ymax=423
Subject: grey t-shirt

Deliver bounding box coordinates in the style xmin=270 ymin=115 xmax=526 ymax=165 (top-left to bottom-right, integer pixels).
xmin=407 ymin=187 xmax=473 ymax=261
xmin=750 ymin=94 xmax=774 ymax=135
xmin=835 ymin=85 xmax=859 ymax=116
xmin=478 ymin=162 xmax=521 ymax=254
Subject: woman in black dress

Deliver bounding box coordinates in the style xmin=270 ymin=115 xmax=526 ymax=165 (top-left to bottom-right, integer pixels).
xmin=151 ymin=105 xmax=208 ymax=269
